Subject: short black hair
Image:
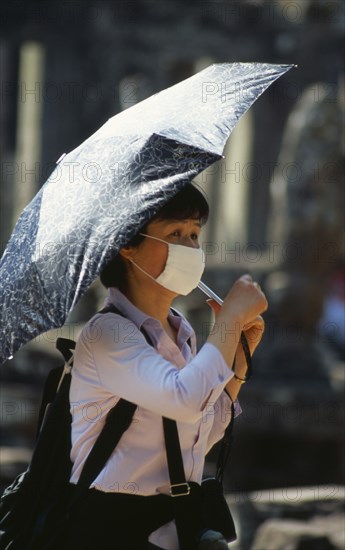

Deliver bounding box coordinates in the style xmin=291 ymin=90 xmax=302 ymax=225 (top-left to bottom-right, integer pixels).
xmin=100 ymin=184 xmax=209 ymax=289
xmin=153 ymin=183 xmax=209 ymax=226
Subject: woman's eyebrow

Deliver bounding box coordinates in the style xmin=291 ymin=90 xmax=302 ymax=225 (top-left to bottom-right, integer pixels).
xmin=164 ymin=219 xmax=201 ymax=227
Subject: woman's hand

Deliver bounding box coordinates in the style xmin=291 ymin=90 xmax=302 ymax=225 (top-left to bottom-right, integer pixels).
xmin=207 ymin=275 xmax=267 ymax=326
xmin=206 ymin=275 xmax=267 ymax=370
xmin=220 ymin=274 xmax=268 ymax=328
xmin=231 ymin=315 xmax=265 ymax=384
xmin=207 ymin=302 xmax=265 ymax=356
xmin=241 ymin=315 xmax=265 ymax=355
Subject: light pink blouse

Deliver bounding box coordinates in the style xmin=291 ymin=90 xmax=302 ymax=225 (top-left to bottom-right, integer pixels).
xmin=69 ymin=287 xmax=240 ymax=549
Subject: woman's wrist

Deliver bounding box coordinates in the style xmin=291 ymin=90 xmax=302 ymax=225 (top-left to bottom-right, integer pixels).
xmin=233 ymin=346 xmax=248 ymax=378
xmin=206 ymin=315 xmax=245 ymax=366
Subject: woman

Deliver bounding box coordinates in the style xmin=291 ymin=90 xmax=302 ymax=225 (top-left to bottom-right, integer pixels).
xmin=65 ymin=184 xmax=267 ymax=549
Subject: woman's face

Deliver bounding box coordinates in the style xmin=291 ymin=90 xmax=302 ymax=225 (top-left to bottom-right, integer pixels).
xmin=121 ymin=217 xmax=202 ymax=287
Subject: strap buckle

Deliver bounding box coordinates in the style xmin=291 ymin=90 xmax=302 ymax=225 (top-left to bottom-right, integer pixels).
xmin=169 ymin=482 xmax=190 ymax=497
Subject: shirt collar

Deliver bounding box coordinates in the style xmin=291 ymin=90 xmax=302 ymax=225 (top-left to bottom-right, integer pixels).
xmin=104 ymin=287 xmax=152 ymax=330
xmin=103 ymin=287 xmax=194 ymax=348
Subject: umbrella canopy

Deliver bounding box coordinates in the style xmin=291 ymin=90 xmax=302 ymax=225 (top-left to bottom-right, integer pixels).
xmin=0 ymin=62 xmax=293 ymax=363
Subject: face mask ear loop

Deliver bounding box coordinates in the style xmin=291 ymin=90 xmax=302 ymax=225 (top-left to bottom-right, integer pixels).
xmin=139 ymin=233 xmax=168 ymax=245
xmin=129 ymin=259 xmax=158 ymax=284
xmin=130 ymin=234 xmax=169 ymax=284
xmin=140 ymin=232 xmax=202 ymax=252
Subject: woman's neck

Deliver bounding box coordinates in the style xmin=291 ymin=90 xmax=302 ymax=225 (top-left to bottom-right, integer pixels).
xmin=120 ymin=279 xmax=175 ymax=330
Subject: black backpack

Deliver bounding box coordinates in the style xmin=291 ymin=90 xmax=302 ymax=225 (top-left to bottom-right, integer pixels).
xmin=0 ymin=337 xmax=76 ymax=549
xmin=0 ymin=306 xmax=138 ymax=550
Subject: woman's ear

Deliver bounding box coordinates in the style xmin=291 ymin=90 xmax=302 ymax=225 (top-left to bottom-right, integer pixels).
xmin=119 ymin=246 xmax=133 ymax=261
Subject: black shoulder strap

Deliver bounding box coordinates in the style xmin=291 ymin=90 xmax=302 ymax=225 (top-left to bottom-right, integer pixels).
xmin=162 ymin=334 xmax=251 ymax=549
xmin=36 ymin=338 xmax=76 ymax=436
xmin=163 ymin=332 xmax=251 ymax=488
xmin=56 ymin=337 xmax=75 ymax=363
xmin=99 ymin=303 xmax=153 ymax=344
xmin=70 ymin=304 xmax=154 ymax=503
xmin=75 ymin=399 xmax=137 ymax=493
xmin=162 ymin=402 xmax=235 ymax=492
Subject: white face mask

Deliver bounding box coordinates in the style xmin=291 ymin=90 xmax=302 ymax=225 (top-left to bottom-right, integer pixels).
xmin=130 ymin=233 xmax=205 ymax=296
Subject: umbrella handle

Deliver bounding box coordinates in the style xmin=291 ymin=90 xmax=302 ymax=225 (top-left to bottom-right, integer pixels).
xmin=198 ymin=280 xmax=223 ymax=306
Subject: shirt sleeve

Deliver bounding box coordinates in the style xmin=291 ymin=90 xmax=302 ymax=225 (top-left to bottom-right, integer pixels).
xmin=75 ymin=313 xmax=234 ymax=424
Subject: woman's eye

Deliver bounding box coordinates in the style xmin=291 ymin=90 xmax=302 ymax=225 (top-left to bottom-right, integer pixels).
xmin=169 ymin=230 xmax=199 ymax=240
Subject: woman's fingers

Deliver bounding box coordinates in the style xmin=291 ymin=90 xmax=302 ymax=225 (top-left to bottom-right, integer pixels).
xmin=206 ymin=299 xmax=222 ymax=315
xmin=221 ymin=275 xmax=268 ymax=327
xmin=242 ymin=316 xmax=265 ymax=352
xmin=206 ymin=275 xmax=268 ymax=337
xmin=242 ymin=315 xmax=265 ymax=331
